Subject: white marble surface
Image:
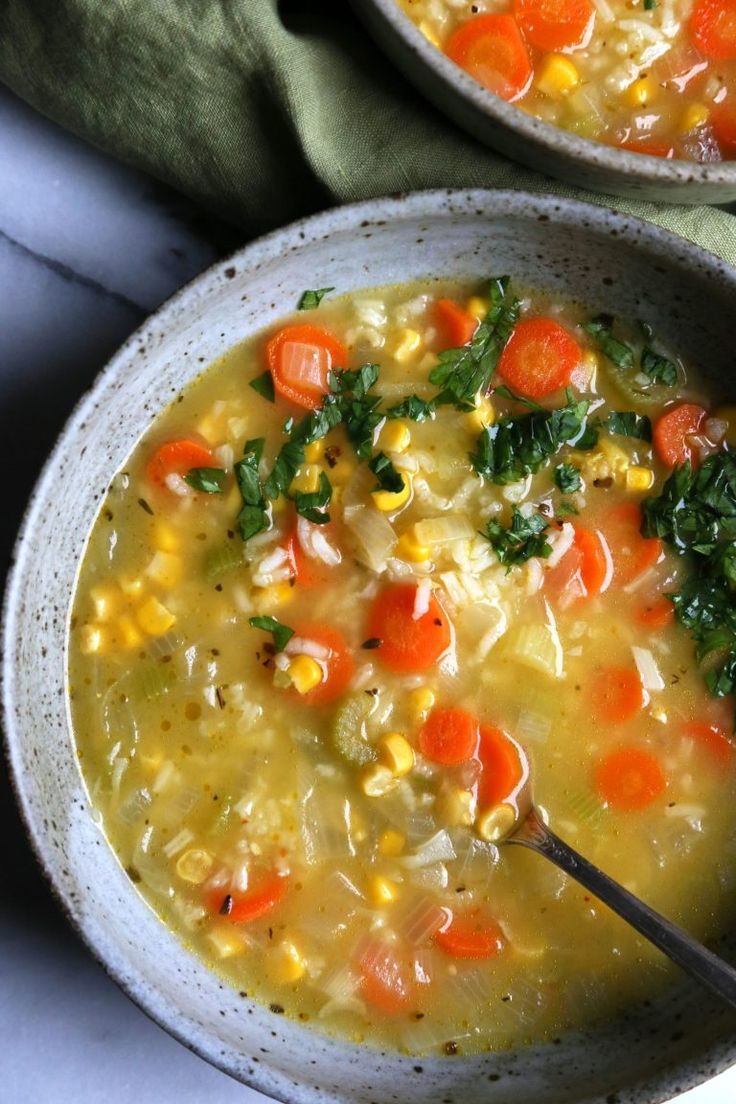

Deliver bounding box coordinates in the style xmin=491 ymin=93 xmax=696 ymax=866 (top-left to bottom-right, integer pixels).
xmin=1 ymin=84 xmax=735 ymax=1104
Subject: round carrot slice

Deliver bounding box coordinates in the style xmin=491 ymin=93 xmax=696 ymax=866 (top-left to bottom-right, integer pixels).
xmin=514 ymin=0 xmax=595 ymax=52
xmin=592 ymin=667 xmax=644 ymax=725
xmin=653 ymin=403 xmax=707 ymax=467
xmin=497 ymin=317 xmax=581 ymax=398
xmin=146 ymin=438 xmax=215 ymax=489
xmin=367 ymin=584 xmax=452 ymax=673
xmin=690 ymin=0 xmax=736 ymax=61
xmin=574 ymin=526 xmax=612 ymax=597
xmin=266 ymin=323 xmax=347 ymax=410
xmin=477 ymin=725 xmax=527 ymax=806
xmin=682 ymin=721 xmax=734 ymax=765
xmin=636 ymin=597 xmax=675 ymax=630
xmin=445 ymin=14 xmax=533 ymax=102
xmin=603 ymin=503 xmax=663 ymax=587
xmin=207 ymin=869 xmax=289 ymax=923
xmin=434 ymin=298 xmax=478 ymax=349
xmin=358 ymin=944 xmax=413 ymax=1013
xmin=595 ymin=748 xmax=666 ymax=811
xmin=289 ymin=623 xmax=354 ymax=706
xmin=419 ymin=708 xmax=479 ymax=765
xmin=435 ymin=910 xmax=505 ymax=959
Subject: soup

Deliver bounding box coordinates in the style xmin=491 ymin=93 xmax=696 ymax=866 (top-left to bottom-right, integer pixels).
xmin=69 ymin=276 xmax=736 ymax=1056
xmin=396 ymin=0 xmax=736 ymax=161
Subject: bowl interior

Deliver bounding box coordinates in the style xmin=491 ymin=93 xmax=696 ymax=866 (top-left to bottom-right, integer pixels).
xmin=4 ymin=190 xmax=736 ymax=1104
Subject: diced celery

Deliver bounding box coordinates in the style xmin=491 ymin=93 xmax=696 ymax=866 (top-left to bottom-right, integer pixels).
xmin=205 ymin=541 xmax=244 ymax=581
xmin=566 ymin=789 xmax=607 ymax=827
xmin=330 ymin=694 xmax=377 ymax=766
xmin=129 ymin=660 xmax=177 ymax=702
xmin=505 ymin=622 xmax=563 ymax=680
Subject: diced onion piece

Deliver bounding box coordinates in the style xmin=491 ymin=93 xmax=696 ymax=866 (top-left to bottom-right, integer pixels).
xmin=401 ymin=896 xmax=449 ymax=945
xmin=400 ymin=829 xmax=457 ymax=869
xmin=413 ymin=514 xmax=474 ymax=546
xmin=517 ymin=709 xmax=552 ymax=744
xmin=163 ymin=827 xmax=195 ymax=858
xmin=631 ymin=645 xmax=665 ymax=692
xmin=345 ymin=506 xmax=397 ymax=572
xmin=410 ymin=862 xmax=449 ymax=890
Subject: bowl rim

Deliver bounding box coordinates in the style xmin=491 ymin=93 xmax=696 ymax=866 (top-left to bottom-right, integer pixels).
xmin=357 ymin=0 xmax=736 ymax=188
xmin=4 ymin=187 xmax=736 ymax=1104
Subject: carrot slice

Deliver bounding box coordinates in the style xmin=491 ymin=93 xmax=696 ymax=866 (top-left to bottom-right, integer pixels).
xmin=476 ymin=725 xmax=527 ymax=806
xmin=419 ymin=708 xmax=479 ymax=765
xmin=207 ymin=869 xmax=288 ymax=923
xmin=284 ymin=524 xmax=326 ymax=588
xmin=574 ymin=526 xmax=612 ymax=596
xmin=690 ymin=0 xmax=736 ymax=61
xmin=434 ymin=298 xmax=478 ymax=349
xmin=497 ymin=317 xmax=581 ymax=399
xmin=367 ymin=584 xmax=452 ymax=673
xmin=682 ymin=721 xmax=734 ymax=765
xmin=146 ymin=438 xmax=215 ymax=489
xmin=266 ymin=323 xmax=347 ymax=410
xmin=358 ymin=943 xmax=413 ymax=1014
xmin=653 ymin=403 xmax=708 ymax=468
xmin=435 ymin=910 xmax=505 ymax=959
xmin=289 ymin=623 xmax=354 ymax=706
xmin=603 ymin=503 xmax=663 ymax=587
xmin=595 ymin=747 xmax=666 ymax=810
xmin=445 ymin=14 xmax=533 ymax=102
xmin=592 ymin=666 xmax=644 ymax=725
xmin=637 ymin=597 xmax=675 ymax=630
xmin=712 ymin=98 xmax=736 ymax=155
xmin=514 ymin=0 xmax=595 ymax=51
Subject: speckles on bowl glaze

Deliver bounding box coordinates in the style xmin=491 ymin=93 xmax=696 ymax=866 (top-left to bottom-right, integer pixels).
xmin=4 ymin=190 xmax=736 ymax=1104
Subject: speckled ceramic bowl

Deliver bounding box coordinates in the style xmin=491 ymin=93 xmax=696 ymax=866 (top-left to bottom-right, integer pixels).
xmin=4 ymin=190 xmax=736 ymax=1104
xmin=352 ymin=0 xmax=736 ymax=205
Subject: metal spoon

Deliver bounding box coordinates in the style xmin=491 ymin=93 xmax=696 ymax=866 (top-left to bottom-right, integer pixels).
xmin=490 ymin=803 xmax=736 ymax=1010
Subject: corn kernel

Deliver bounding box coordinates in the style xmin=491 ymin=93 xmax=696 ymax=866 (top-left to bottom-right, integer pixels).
xmin=625 ymin=466 xmax=655 ymax=493
xmin=136 ymin=595 xmax=176 ymax=636
xmin=476 ymin=802 xmax=517 ymax=843
xmin=396 ymin=526 xmax=431 ymax=564
xmin=304 ymin=438 xmax=325 ymax=463
xmin=79 ymin=624 xmax=105 ymax=655
xmin=378 ymin=828 xmax=406 ymax=857
xmin=90 ymin=585 xmax=117 ymax=623
xmin=288 ymin=654 xmax=324 ymax=695
xmin=465 ymin=397 xmax=495 ymax=433
xmin=176 ymin=848 xmax=214 ymax=885
xmin=379 ymin=420 xmax=411 ymax=454
xmin=360 ymin=762 xmax=399 ymax=797
xmin=145 ymin=550 xmax=182 ymax=589
xmin=328 ymin=458 xmax=354 ymax=485
xmin=627 ymin=76 xmax=656 ymax=108
xmin=118 ymin=573 xmax=144 ymax=597
xmin=289 ymin=464 xmax=322 ymax=496
xmin=437 ymin=786 xmax=476 ymax=827
xmin=680 ymin=102 xmax=710 ymax=133
xmin=372 ymin=477 xmax=411 ymax=513
xmin=207 ymin=924 xmax=246 ymax=959
xmin=378 ymin=732 xmax=415 ymax=777
xmin=408 ymin=686 xmax=435 ymax=722
xmin=367 ymin=874 xmax=399 ymax=907
xmin=152 ymin=519 xmax=179 ymax=552
xmin=271 ymin=939 xmax=306 ymax=983
xmin=418 ymin=19 xmax=440 ymax=48
xmin=253 ymin=583 xmax=295 ymax=612
xmin=714 ymin=406 xmax=736 ymax=447
xmin=466 ymin=296 xmax=489 ymax=322
xmin=116 ymin=614 xmax=143 ymax=649
xmin=536 ymin=54 xmax=580 ymax=98
xmin=390 ymin=328 xmax=422 ymax=363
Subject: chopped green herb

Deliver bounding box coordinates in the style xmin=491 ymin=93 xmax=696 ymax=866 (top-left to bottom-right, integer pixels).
xmin=483 ymin=509 xmax=552 ymax=569
xmin=554 ymin=463 xmax=582 ymax=494
xmin=293 ymin=470 xmax=333 ymax=525
xmin=234 ymin=438 xmax=269 ymax=541
xmin=429 ymin=277 xmax=520 ymax=409
xmin=583 ymin=314 xmax=676 ymax=403
xmin=640 ymin=348 xmax=677 ymax=388
xmin=184 ymin=467 xmax=227 ymax=494
xmin=298 ymin=287 xmax=335 ymax=310
xmin=369 ymin=451 xmax=405 ymax=494
xmin=249 ymin=371 xmax=275 ymax=402
xmin=605 ymin=411 xmax=652 ymax=441
xmin=331 ymin=363 xmax=383 ymax=459
xmin=644 ymin=0 xmax=657 ymax=10
xmin=385 ymin=395 xmax=436 ymax=422
xmin=556 ymin=499 xmax=579 ymax=518
xmin=470 ymin=391 xmax=590 ymax=485
xmin=248 ymin=615 xmax=295 ymax=653
xmin=582 ymin=315 xmax=635 ymax=372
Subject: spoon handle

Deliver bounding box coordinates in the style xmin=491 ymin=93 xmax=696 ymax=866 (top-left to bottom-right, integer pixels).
xmin=509 ymin=808 xmax=736 ymax=1011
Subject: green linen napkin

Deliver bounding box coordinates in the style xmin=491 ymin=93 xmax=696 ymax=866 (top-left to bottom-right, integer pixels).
xmin=0 ymin=0 xmax=734 ymax=261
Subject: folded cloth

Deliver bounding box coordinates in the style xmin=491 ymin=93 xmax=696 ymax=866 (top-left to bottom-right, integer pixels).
xmin=0 ymin=0 xmax=734 ymax=259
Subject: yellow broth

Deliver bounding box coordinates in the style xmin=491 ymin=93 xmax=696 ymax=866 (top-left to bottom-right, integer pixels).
xmin=69 ymin=279 xmax=736 ymax=1056
xmin=396 ymin=0 xmax=736 ymax=162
